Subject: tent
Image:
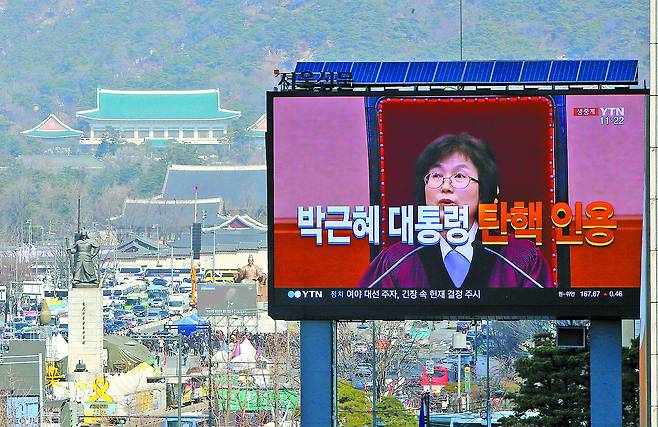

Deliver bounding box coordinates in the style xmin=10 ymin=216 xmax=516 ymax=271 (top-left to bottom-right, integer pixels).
xmin=172 ymin=313 xmax=209 ymax=336
xmin=104 ymin=335 xmax=153 ymax=371
xmin=48 ymin=333 xmax=68 ymax=361
xmin=57 ymin=334 xmax=152 ymax=374
xmin=230 ymin=337 xmax=257 ymax=366
xmin=106 ymin=362 xmax=163 ymax=398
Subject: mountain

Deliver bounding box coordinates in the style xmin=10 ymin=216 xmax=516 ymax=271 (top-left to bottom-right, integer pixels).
xmin=0 ymin=0 xmax=649 ymax=135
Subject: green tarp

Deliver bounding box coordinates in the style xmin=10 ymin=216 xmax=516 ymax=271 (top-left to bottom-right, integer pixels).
xmin=216 ymin=388 xmax=298 ymax=411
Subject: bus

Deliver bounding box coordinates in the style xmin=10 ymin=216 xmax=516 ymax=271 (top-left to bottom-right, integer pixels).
xmin=147 ymin=284 xmax=169 ymax=302
xmin=144 ymin=267 xmax=179 ymax=279
xmin=204 ymin=268 xmax=239 ymax=283
xmin=109 ymin=283 xmax=137 ymax=300
xmin=173 ymin=268 xmax=201 ymax=281
xmin=116 ymin=266 xmax=144 ymax=282
xmin=123 ymin=292 xmax=148 ymax=310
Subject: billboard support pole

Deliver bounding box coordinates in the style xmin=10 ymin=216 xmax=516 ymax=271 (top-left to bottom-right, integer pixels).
xmin=300 ymin=321 xmax=336 ymax=426
xmin=590 ymin=320 xmax=621 ymax=425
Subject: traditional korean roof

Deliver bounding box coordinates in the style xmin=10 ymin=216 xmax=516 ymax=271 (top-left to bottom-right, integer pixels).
xmin=161 ymin=164 xmax=266 ymax=208
xmin=116 ymin=236 xmax=162 ymax=253
xmin=110 ymin=198 xmax=227 ymax=230
xmin=76 ymin=89 xmax=241 ymax=121
xmin=173 ymin=227 xmax=267 ymax=252
xmin=21 ymin=114 xmax=83 ymax=139
xmin=210 ymin=214 xmax=267 ymax=231
xmin=246 ymin=114 xmax=266 ymax=138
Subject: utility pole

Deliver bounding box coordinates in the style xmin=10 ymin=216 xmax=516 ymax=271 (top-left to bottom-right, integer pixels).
xmin=212 ymin=229 xmax=216 ymax=279
xmin=177 ymin=333 xmax=183 ymax=426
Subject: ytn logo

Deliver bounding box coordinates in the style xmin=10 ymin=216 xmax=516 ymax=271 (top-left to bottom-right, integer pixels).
xmin=288 ymin=290 xmax=323 ymax=299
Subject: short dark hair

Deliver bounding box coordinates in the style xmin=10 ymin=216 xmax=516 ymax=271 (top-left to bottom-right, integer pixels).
xmin=415 ymin=133 xmax=499 ymax=205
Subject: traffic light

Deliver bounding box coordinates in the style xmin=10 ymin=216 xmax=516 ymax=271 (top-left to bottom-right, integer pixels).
xmin=192 ymin=223 xmax=201 ymax=260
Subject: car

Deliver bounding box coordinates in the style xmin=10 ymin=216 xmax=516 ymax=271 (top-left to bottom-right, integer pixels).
xmin=14 ymin=321 xmax=28 ymax=331
xmin=134 ymin=305 xmax=147 ymax=317
xmin=152 ymin=278 xmax=168 ymax=286
xmin=150 ymin=298 xmax=165 ymax=308
xmin=122 ymin=312 xmax=136 ymax=324
xmin=24 ymin=315 xmax=38 ymax=326
xmin=466 ymin=330 xmax=479 ymax=343
xmin=158 ymin=309 xmax=170 ymax=318
xmin=113 ymin=320 xmax=128 ymax=330
xmin=113 ymin=309 xmax=129 ymax=319
xmin=146 ymin=311 xmax=160 ymax=323
xmin=355 ymin=363 xmax=372 ymax=376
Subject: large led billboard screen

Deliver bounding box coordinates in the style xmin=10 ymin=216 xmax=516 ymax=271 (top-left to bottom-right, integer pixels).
xmin=268 ymin=91 xmax=646 ymax=320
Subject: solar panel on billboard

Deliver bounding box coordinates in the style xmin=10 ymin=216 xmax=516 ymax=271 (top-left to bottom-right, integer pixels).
xmin=577 ymin=60 xmax=609 ymax=82
xmin=462 ymin=61 xmax=495 ymax=83
xmin=294 ymin=62 xmax=324 ymax=73
xmin=491 ymin=62 xmax=523 ymax=83
xmin=376 ymin=62 xmax=410 ymax=83
xmin=351 ymin=62 xmax=381 ymax=83
xmin=406 ymin=62 xmax=438 ymax=83
xmin=549 ymin=60 xmax=580 ymax=82
xmin=519 ymin=61 xmax=551 ymax=83
xmin=606 ymin=60 xmax=638 ymax=82
xmin=433 ymin=61 xmax=466 ymax=83
xmin=323 ymin=62 xmax=353 ymax=72
xmin=292 ymin=60 xmax=638 ymax=86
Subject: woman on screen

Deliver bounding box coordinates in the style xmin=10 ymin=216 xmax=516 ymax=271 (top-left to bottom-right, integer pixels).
xmin=358 ymin=133 xmax=554 ymax=290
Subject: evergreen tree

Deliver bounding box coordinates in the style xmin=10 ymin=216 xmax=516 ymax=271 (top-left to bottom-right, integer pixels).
xmin=501 ymin=332 xmax=590 ymax=427
xmin=337 ymin=379 xmax=416 ymax=427
xmin=622 ymin=338 xmax=639 ymax=426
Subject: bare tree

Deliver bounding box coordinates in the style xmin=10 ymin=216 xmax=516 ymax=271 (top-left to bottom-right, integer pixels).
xmin=337 ymin=321 xmax=421 ymax=404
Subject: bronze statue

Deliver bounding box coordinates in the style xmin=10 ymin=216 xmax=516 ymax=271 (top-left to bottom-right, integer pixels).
xmin=235 ymin=254 xmax=267 ymax=301
xmin=68 ymin=230 xmax=100 ymax=287
xmin=235 ymin=255 xmax=265 ymax=283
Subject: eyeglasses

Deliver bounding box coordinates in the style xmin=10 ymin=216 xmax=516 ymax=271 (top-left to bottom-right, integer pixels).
xmin=424 ymin=171 xmax=479 ymax=189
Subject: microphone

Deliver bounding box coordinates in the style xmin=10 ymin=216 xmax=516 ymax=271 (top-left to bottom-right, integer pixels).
xmin=472 ymin=240 xmax=544 ymax=289
xmin=367 ymin=245 xmax=427 ymax=289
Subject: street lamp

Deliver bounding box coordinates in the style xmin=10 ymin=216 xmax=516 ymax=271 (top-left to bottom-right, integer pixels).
xmin=357 ymin=321 xmax=377 ymax=427
xmin=152 ymin=224 xmax=160 ymax=266
xmin=25 ymin=219 xmax=32 ymax=246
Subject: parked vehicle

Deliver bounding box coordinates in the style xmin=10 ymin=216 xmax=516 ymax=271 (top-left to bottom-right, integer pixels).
xmin=134 ymin=305 xmax=148 ymax=317
xmin=355 ymin=363 xmax=372 ymax=376
xmin=168 ymin=294 xmax=189 ymax=315
xmin=354 ymin=342 xmax=369 ymax=353
xmin=456 ymin=321 xmax=471 ymax=332
xmin=204 ymin=268 xmax=239 ymax=283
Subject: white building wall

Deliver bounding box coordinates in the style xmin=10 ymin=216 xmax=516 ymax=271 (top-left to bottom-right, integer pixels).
xmin=116 ymin=248 xmax=268 ymax=273
xmin=85 ymin=119 xmax=230 ymax=144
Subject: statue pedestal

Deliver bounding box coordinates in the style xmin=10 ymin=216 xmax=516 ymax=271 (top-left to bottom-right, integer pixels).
xmin=67 ymin=287 xmax=103 ymax=377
